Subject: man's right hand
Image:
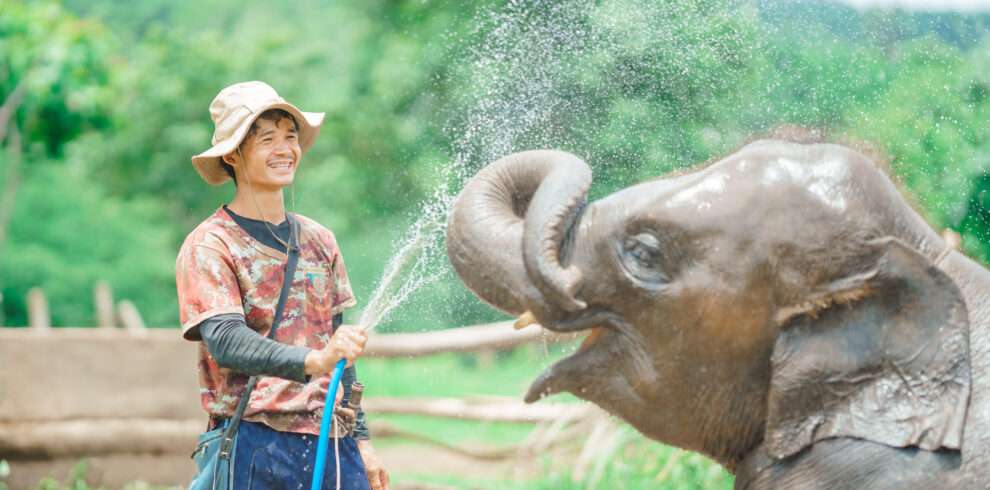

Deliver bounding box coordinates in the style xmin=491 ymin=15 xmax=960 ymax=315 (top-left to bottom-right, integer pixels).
xmin=304 ymin=324 xmax=367 ymax=374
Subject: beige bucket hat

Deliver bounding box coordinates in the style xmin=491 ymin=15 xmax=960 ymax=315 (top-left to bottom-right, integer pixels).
xmin=192 ymin=81 xmax=325 ymax=185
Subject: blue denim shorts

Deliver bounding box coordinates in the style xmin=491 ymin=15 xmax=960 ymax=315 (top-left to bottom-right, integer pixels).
xmin=233 ymin=420 xmax=370 ymax=490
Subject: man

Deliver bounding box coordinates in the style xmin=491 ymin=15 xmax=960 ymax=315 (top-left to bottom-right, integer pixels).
xmin=176 ymin=81 xmax=389 ymax=489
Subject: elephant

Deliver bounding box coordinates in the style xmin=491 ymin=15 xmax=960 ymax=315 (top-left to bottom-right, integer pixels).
xmin=445 ymin=136 xmax=990 ymax=488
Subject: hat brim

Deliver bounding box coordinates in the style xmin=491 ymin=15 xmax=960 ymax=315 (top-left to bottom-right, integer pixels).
xmin=191 ymin=102 xmax=325 ymax=185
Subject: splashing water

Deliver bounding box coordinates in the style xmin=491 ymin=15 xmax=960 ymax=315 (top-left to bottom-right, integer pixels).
xmin=355 ymin=0 xmax=592 ymax=332
xmin=355 ymin=0 xmax=760 ymax=332
xmin=357 ymin=198 xmax=449 ymax=332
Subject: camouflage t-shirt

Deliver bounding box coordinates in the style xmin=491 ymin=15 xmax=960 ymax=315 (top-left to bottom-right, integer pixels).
xmin=175 ymin=206 xmax=357 ymax=435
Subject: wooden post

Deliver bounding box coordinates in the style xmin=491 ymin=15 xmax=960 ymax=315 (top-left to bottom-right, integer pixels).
xmin=27 ymin=287 xmax=50 ymax=330
xmin=117 ymin=300 xmax=146 ymax=330
xmin=0 ymin=291 xmax=4 ymax=327
xmin=94 ymin=281 xmax=115 ymax=328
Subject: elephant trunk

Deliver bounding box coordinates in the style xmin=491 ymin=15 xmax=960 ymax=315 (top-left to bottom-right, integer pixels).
xmin=446 ymin=150 xmax=592 ymax=318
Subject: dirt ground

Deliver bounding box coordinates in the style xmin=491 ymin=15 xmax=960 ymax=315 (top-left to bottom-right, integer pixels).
xmin=2 ymin=444 xmax=522 ymax=489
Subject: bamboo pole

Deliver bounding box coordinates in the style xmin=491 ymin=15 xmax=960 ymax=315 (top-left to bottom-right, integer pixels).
xmin=94 ymin=281 xmax=115 ymax=328
xmin=117 ymin=300 xmax=146 ymax=330
xmin=0 ymin=419 xmax=201 ymax=457
xmin=364 ymin=321 xmax=579 ymax=358
xmin=362 ymin=396 xmax=594 ymax=423
xmin=26 ymin=287 xmax=49 ymax=330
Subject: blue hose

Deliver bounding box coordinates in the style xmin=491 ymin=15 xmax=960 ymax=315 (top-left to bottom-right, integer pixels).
xmin=311 ymin=358 xmax=347 ymax=490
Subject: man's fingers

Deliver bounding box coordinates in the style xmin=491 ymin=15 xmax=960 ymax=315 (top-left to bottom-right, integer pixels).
xmin=326 ymin=326 xmax=367 ymax=369
xmin=366 ymin=467 xmax=383 ymax=490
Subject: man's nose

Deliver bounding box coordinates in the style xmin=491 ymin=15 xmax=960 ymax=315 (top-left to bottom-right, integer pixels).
xmin=273 ymin=138 xmax=294 ymax=154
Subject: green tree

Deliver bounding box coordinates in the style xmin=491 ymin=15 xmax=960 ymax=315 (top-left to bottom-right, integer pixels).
xmin=0 ymin=2 xmax=176 ymax=326
xmin=847 ymin=36 xmax=990 ymax=263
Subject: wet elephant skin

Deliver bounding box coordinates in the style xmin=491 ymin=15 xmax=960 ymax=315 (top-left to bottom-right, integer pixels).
xmin=446 ymin=138 xmax=990 ymax=488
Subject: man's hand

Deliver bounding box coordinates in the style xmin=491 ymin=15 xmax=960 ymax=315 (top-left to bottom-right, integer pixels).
xmin=304 ymin=324 xmax=367 ymax=374
xmin=356 ymin=439 xmax=389 ymax=490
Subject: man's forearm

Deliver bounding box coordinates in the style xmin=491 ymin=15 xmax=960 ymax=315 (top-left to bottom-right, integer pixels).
xmin=198 ymin=312 xmax=369 ymax=437
xmin=199 ymin=313 xmax=310 ymax=383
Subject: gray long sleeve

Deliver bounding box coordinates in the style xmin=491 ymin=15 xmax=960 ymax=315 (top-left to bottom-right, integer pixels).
xmin=199 ymin=312 xmax=370 ymax=439
xmin=199 ymin=313 xmax=311 ymax=383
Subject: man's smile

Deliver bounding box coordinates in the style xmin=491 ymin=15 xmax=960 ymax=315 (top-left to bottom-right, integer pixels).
xmin=266 ymin=158 xmax=294 ymax=169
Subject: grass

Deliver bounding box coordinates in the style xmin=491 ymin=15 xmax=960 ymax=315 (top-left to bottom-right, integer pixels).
xmin=355 ymin=346 xmax=734 ymax=489
xmin=357 ymin=345 xmax=560 ymax=398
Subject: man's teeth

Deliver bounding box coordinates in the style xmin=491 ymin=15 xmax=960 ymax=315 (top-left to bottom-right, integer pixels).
xmin=267 ymin=161 xmax=293 ymax=168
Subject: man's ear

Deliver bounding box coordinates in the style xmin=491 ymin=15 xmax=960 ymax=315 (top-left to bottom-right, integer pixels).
xmin=765 ymin=237 xmax=971 ymax=461
xmin=221 ymin=153 xmax=238 ymax=167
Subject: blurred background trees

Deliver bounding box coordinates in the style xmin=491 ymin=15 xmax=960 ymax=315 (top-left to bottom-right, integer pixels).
xmin=1 ymin=0 xmax=987 ymax=330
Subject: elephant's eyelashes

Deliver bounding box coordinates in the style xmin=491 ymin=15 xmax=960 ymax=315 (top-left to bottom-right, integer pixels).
xmin=622 ymin=232 xmax=669 ymax=283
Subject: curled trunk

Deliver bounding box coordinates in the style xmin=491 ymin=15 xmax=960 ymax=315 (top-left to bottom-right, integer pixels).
xmin=446 ymin=150 xmax=592 ymax=317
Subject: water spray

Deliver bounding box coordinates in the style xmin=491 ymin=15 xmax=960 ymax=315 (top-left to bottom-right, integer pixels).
xmin=307 ymin=2 xmax=618 ymax=487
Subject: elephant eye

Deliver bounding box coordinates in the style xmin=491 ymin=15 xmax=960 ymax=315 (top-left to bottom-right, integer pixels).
xmin=626 ymin=234 xmax=658 ymax=263
xmin=622 ymin=232 xmax=668 ymax=282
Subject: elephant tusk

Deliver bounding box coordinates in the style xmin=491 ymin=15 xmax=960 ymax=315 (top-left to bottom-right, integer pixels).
xmin=514 ymin=311 xmax=538 ymax=330
xmin=935 ymin=228 xmax=961 ymax=265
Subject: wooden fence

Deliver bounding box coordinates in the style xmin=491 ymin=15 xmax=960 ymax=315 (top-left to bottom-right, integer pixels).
xmin=0 ymin=293 xmax=598 ymax=488
xmin=6 ymin=282 xmax=146 ymax=331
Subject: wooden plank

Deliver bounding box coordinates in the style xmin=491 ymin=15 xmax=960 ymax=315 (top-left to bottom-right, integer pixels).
xmin=364 ymin=321 xmax=577 ymax=358
xmin=0 ymin=419 xmax=202 ymax=457
xmin=0 ymin=397 xmax=593 ymax=456
xmin=0 ymin=329 xmax=202 ymax=422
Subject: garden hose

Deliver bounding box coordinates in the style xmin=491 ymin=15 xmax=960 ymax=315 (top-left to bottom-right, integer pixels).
xmin=311 ymin=358 xmax=347 ymax=490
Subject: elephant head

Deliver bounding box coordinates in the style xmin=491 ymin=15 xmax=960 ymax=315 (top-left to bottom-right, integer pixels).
xmin=446 ymin=140 xmax=973 ymax=471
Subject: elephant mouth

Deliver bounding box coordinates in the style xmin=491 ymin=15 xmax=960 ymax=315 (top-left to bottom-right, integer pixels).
xmin=524 ymin=309 xmax=629 ymax=403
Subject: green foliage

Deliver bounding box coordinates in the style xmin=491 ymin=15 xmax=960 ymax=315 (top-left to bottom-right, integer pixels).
xmin=2 ymin=0 xmax=986 ymax=328
xmin=0 ymin=1 xmax=115 ymax=156
xmin=848 ymin=36 xmax=990 ymax=262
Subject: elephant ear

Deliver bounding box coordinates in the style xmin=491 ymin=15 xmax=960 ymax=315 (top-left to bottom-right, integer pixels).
xmin=765 ymin=237 xmax=971 ymax=461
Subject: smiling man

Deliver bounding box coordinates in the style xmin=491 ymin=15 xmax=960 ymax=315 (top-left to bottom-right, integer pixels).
xmin=177 ymin=81 xmax=389 ymax=489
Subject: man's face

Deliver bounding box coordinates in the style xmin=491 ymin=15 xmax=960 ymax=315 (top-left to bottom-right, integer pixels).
xmin=234 ymin=117 xmax=301 ymax=190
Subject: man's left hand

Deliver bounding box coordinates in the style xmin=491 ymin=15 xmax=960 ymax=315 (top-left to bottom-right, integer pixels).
xmin=356 ymin=439 xmax=389 ymax=490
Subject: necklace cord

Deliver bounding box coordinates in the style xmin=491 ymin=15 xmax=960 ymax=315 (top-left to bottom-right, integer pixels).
xmin=236 ymin=148 xmax=298 ymax=252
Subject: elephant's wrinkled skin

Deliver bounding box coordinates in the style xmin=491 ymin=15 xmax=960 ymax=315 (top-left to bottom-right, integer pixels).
xmin=446 ymin=139 xmax=990 ymax=488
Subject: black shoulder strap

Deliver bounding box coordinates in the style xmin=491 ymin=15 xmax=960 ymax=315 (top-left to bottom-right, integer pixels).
xmin=218 ymin=214 xmax=299 ymax=461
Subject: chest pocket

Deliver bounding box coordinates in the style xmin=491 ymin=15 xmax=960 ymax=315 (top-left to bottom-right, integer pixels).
xmin=297 ymin=264 xmax=334 ymax=312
